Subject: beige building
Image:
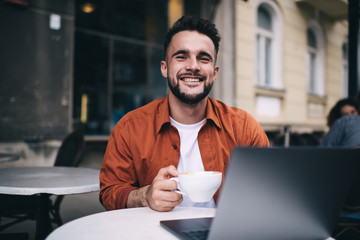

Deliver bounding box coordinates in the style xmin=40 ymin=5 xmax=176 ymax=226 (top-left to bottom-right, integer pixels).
xmin=213 ymin=0 xmax=350 ymax=143
xmin=0 ymin=0 xmax=352 ymax=159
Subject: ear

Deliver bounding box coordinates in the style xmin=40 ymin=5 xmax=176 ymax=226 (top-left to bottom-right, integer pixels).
xmin=160 ymin=60 xmax=168 ymax=78
xmin=213 ymin=65 xmax=219 ymax=80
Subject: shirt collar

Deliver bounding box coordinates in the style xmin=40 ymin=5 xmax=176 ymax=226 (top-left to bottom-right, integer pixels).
xmin=205 ymin=97 xmax=222 ymax=130
xmin=156 ymin=95 xmax=222 ymax=134
xmin=156 ymin=95 xmax=171 ymax=133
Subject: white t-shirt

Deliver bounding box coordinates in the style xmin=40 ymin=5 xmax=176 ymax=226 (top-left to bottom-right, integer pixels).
xmin=170 ymin=117 xmax=216 ymax=208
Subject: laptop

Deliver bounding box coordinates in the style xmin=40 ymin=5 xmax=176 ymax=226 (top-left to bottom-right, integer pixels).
xmin=160 ymin=147 xmax=360 ymax=240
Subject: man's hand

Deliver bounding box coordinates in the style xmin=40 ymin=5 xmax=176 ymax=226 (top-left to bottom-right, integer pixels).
xmin=145 ymin=165 xmax=183 ymax=211
xmin=126 ymin=165 xmax=182 ymax=211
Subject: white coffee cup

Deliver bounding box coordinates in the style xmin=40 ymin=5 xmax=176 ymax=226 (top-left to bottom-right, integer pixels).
xmin=171 ymin=171 xmax=222 ymax=202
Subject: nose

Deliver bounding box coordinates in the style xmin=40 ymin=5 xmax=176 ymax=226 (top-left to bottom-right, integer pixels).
xmin=185 ymin=56 xmax=200 ymax=71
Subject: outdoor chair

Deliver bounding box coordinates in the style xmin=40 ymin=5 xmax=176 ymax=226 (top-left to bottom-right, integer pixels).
xmin=50 ymin=128 xmax=85 ymax=226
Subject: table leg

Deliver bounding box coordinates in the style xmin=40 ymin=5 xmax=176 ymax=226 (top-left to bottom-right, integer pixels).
xmin=35 ymin=194 xmax=53 ymax=240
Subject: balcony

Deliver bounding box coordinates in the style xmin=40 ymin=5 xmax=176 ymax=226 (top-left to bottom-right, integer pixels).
xmin=295 ymin=0 xmax=348 ymax=20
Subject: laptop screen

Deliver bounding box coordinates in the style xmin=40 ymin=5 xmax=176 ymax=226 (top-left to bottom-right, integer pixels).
xmin=209 ymin=147 xmax=360 ymax=240
xmin=161 ymin=147 xmax=360 ymax=240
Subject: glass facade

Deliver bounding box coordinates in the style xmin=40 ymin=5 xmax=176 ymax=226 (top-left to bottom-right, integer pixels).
xmin=73 ymin=0 xmax=202 ymax=135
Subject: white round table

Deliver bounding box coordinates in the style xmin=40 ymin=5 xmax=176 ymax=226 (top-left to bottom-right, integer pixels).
xmin=0 ymin=167 xmax=100 ymax=240
xmin=46 ymin=207 xmax=216 ymax=240
xmin=0 ymin=167 xmax=99 ymax=195
xmin=0 ymin=153 xmax=19 ymax=163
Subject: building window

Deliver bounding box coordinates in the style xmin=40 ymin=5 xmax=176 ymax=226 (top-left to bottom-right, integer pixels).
xmin=256 ymin=6 xmax=272 ymax=86
xmin=306 ymin=21 xmax=325 ymax=96
xmin=255 ymin=0 xmax=282 ymax=89
xmin=342 ymin=40 xmax=348 ymax=97
xmin=307 ymin=29 xmax=317 ymax=94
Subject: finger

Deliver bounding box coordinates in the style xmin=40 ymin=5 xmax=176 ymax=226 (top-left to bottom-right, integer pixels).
xmin=166 ymin=165 xmax=179 ymax=177
xmin=152 ymin=178 xmax=178 ymax=191
xmin=157 ymin=165 xmax=179 ymax=180
xmin=160 ymin=191 xmax=183 ymax=202
xmin=149 ymin=196 xmax=182 ymax=212
xmin=147 ymin=185 xmax=182 ymax=204
xmin=153 ymin=203 xmax=177 ymax=212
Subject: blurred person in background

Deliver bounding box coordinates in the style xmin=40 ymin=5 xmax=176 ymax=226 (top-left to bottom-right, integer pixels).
xmin=326 ymin=98 xmax=358 ymax=128
xmin=321 ymin=115 xmax=360 ymax=148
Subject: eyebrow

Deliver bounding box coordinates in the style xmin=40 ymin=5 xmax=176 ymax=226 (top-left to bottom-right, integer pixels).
xmin=171 ymin=49 xmax=214 ymax=61
xmin=171 ymin=50 xmax=188 ymax=58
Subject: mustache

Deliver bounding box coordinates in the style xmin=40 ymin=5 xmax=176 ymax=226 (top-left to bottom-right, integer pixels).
xmin=177 ymin=73 xmax=206 ymax=80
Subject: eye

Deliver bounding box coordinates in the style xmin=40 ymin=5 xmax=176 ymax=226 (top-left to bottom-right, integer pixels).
xmin=198 ymin=52 xmax=213 ymax=62
xmin=199 ymin=56 xmax=211 ymax=62
xmin=175 ymin=55 xmax=186 ymax=60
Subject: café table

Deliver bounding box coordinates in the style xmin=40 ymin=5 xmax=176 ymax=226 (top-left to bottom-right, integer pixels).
xmin=0 ymin=167 xmax=100 ymax=240
xmin=46 ymin=207 xmax=216 ymax=240
xmin=0 ymin=153 xmax=20 ymax=163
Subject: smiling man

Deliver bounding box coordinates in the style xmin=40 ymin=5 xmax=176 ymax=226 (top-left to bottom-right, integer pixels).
xmin=164 ymin=30 xmax=217 ymax=105
xmin=100 ymin=16 xmax=269 ymax=212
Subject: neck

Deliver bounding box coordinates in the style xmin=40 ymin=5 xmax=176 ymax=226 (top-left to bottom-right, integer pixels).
xmin=168 ymin=92 xmax=207 ymax=124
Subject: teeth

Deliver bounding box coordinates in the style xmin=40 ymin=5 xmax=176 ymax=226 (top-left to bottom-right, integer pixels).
xmin=184 ymin=78 xmax=199 ymax=82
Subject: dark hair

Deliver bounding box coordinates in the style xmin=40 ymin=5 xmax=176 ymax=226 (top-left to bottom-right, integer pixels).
xmin=163 ymin=16 xmax=221 ymax=60
xmin=327 ymin=98 xmax=359 ymax=127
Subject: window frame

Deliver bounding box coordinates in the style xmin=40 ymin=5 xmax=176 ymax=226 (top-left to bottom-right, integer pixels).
xmin=306 ymin=20 xmax=325 ymax=97
xmin=254 ymin=0 xmax=283 ymax=90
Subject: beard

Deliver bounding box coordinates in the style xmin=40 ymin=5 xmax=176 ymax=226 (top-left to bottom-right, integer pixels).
xmin=168 ymin=74 xmax=213 ymax=104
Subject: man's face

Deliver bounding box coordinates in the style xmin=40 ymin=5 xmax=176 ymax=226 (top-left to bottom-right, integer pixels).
xmin=161 ymin=31 xmax=219 ymax=104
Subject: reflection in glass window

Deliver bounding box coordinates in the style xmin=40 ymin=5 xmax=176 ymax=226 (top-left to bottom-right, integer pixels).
xmin=111 ymin=40 xmax=164 ymax=127
xmin=73 ymin=32 xmax=110 ymax=134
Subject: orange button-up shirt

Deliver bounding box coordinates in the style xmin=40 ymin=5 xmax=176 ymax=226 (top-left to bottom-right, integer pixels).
xmin=100 ymin=96 xmax=269 ymax=210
